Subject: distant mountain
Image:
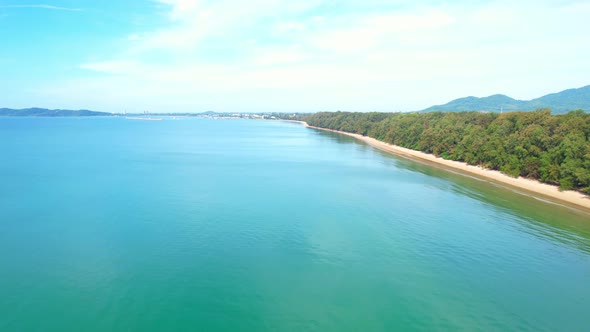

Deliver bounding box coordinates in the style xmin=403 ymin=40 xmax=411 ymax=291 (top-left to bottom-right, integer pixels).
xmin=0 ymin=108 xmax=111 ymax=117
xmin=420 ymin=85 xmax=590 ymax=114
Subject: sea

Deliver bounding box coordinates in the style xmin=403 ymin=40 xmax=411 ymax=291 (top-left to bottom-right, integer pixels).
xmin=1 ymin=117 xmax=589 ymax=331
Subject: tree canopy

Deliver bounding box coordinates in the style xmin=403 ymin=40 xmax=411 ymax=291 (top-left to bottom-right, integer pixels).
xmin=301 ymin=110 xmax=590 ymax=194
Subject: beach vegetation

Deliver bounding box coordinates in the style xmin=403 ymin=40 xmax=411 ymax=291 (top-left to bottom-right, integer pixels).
xmin=301 ymin=109 xmax=590 ymax=194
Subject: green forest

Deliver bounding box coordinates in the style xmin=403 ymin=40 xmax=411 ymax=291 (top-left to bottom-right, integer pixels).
xmin=298 ymin=110 xmax=590 ymax=194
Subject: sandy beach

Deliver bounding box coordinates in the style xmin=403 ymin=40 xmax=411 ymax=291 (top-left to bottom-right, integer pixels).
xmin=289 ymin=121 xmax=590 ymax=212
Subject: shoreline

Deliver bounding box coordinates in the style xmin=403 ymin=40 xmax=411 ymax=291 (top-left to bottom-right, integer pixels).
xmin=288 ymin=120 xmax=590 ymax=212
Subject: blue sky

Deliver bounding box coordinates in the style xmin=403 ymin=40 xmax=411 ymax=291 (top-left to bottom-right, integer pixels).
xmin=1 ymin=0 xmax=589 ymax=113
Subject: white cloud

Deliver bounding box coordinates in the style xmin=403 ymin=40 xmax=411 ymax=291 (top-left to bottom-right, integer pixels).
xmin=253 ymin=46 xmax=309 ymax=66
xmin=52 ymin=0 xmax=590 ymax=112
xmin=80 ymin=61 xmax=143 ymax=75
xmin=0 ymin=4 xmax=82 ymax=11
xmin=275 ymin=20 xmax=308 ymax=34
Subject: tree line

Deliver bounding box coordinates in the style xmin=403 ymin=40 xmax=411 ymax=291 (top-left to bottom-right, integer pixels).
xmin=296 ymin=110 xmax=590 ymax=194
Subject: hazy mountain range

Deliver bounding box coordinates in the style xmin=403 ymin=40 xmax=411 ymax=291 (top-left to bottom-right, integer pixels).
xmin=2 ymin=85 xmax=589 ymax=116
xmin=419 ymin=85 xmax=590 ymax=114
xmin=0 ymin=108 xmax=110 ymax=117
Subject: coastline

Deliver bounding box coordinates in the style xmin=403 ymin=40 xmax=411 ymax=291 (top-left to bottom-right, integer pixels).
xmin=289 ymin=120 xmax=590 ymax=212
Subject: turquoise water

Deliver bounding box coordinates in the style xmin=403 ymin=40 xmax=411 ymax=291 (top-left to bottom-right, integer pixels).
xmin=1 ymin=117 xmax=589 ymax=331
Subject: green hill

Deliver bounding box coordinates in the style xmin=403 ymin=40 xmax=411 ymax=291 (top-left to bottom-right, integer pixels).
xmin=0 ymin=108 xmax=111 ymax=117
xmin=420 ymin=85 xmax=590 ymax=114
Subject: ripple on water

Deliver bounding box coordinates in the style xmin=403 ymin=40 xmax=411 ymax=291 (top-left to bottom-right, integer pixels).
xmin=0 ymin=117 xmax=589 ymax=331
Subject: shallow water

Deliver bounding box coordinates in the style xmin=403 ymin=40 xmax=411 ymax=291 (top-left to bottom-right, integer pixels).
xmin=1 ymin=117 xmax=589 ymax=331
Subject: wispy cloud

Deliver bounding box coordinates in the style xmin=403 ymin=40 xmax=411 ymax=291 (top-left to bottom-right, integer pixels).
xmin=0 ymin=4 xmax=82 ymax=12
xmin=41 ymin=0 xmax=590 ymax=112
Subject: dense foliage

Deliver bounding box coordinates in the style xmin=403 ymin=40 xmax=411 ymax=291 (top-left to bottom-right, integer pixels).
xmin=303 ymin=110 xmax=590 ymax=194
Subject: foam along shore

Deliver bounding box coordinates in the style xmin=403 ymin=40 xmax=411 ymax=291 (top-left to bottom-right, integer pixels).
xmin=291 ymin=121 xmax=590 ymax=212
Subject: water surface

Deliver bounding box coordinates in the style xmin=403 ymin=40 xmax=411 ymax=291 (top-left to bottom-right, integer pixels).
xmin=1 ymin=117 xmax=589 ymax=331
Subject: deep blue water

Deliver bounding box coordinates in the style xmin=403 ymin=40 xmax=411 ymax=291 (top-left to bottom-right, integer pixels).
xmin=1 ymin=117 xmax=589 ymax=331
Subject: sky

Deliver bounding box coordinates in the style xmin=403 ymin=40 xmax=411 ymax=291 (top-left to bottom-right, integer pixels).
xmin=1 ymin=0 xmax=589 ymax=113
